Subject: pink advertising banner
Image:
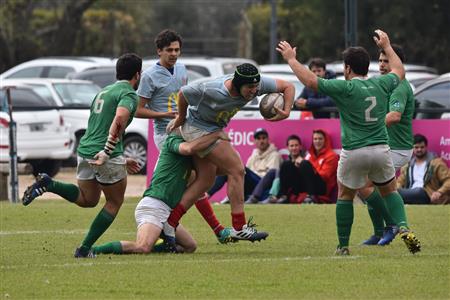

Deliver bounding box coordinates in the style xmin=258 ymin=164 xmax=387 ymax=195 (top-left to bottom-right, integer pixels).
xmin=146 ymin=119 xmax=450 ymax=199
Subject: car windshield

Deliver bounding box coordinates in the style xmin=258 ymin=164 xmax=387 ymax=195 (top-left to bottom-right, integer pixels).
xmin=27 ymin=84 xmax=58 ymax=105
xmin=53 ymin=83 xmax=101 ymax=106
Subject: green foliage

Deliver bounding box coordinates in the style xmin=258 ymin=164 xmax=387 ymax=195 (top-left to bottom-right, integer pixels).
xmin=1 ymin=200 xmax=449 ymax=299
xmin=74 ymin=9 xmax=140 ymax=56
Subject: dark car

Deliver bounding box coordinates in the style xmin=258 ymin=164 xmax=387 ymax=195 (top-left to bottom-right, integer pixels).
xmin=414 ymin=74 xmax=450 ymax=119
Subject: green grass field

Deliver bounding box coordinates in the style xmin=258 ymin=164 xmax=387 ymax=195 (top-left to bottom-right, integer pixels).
xmin=1 ymin=199 xmax=449 ymax=299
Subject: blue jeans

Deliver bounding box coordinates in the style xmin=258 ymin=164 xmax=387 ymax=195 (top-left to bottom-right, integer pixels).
xmin=208 ymin=167 xmax=261 ymax=199
xmin=398 ymin=188 xmax=430 ymax=204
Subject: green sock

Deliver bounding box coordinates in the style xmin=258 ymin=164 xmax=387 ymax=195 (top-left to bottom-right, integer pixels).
xmin=365 ymin=190 xmax=395 ymax=236
xmin=336 ymin=199 xmax=354 ymax=247
xmin=79 ymin=208 xmax=115 ymax=254
xmin=47 ymin=180 xmax=79 ymax=203
xmin=269 ymin=178 xmax=280 ymax=197
xmin=92 ymin=241 xmax=122 ymax=254
xmin=384 ymin=192 xmax=409 ymax=229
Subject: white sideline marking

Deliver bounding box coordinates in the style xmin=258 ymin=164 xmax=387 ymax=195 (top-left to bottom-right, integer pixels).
xmin=1 ymin=253 xmax=447 ymax=270
xmin=0 ymin=230 xmax=135 ymax=236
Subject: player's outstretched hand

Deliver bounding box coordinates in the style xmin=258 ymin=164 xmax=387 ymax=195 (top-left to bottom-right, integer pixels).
xmin=89 ymin=150 xmax=109 ymax=166
xmin=126 ymin=158 xmax=140 ymax=174
xmin=373 ymin=29 xmax=391 ymax=49
xmin=266 ymin=106 xmax=290 ymax=122
xmin=276 ymin=41 xmax=297 ymax=62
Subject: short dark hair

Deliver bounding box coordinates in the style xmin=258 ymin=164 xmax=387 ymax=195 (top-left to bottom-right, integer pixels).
xmin=342 ymin=46 xmax=370 ymax=76
xmin=286 ymin=134 xmax=301 ymax=146
xmin=155 ymin=29 xmax=183 ymax=50
xmin=380 ymin=44 xmax=405 ymax=63
xmin=308 ymin=58 xmax=326 ymax=70
xmin=116 ymin=53 xmax=142 ymax=80
xmin=414 ymin=134 xmax=428 ymax=145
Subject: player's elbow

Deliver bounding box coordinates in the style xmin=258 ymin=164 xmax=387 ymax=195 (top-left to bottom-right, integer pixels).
xmin=305 ymin=77 xmax=319 ymax=91
xmin=179 ymin=144 xmax=194 ymax=156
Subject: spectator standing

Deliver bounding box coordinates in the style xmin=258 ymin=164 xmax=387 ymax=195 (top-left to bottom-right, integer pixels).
xmin=397 ymin=134 xmax=450 ymax=204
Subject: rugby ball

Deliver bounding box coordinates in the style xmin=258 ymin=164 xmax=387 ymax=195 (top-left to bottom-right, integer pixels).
xmin=259 ymin=93 xmax=284 ymax=119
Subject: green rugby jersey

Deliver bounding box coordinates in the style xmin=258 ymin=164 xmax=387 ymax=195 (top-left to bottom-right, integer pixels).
xmin=387 ymin=79 xmax=414 ymax=150
xmin=78 ymin=81 xmax=137 ymax=159
xmin=318 ymin=73 xmax=400 ymax=150
xmin=143 ymin=134 xmax=192 ymax=209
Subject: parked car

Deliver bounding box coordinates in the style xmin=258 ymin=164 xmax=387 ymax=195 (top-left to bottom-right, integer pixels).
xmin=143 ymin=56 xmax=259 ymax=77
xmin=1 ymin=79 xmax=149 ymax=174
xmin=414 ymin=73 xmax=450 ymax=119
xmin=327 ymin=61 xmax=438 ymax=77
xmin=0 ymin=84 xmax=72 ymax=177
xmin=66 ymin=66 xmax=204 ymax=88
xmin=0 ymin=57 xmax=113 ymax=81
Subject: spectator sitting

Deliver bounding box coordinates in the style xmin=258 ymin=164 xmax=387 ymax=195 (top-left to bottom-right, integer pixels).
xmin=294 ymin=58 xmax=336 ymax=119
xmin=248 ymin=134 xmax=305 ymax=204
xmin=397 ymin=134 xmax=450 ymax=204
xmin=208 ymin=128 xmax=282 ymax=203
xmin=275 ymin=129 xmax=339 ymax=204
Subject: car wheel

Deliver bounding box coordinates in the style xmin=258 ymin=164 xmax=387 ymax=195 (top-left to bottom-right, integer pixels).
xmin=30 ymin=159 xmax=62 ymax=178
xmin=123 ymin=135 xmax=147 ymax=175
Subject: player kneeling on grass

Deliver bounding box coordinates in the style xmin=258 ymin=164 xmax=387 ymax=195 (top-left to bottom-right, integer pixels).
xmin=92 ymin=130 xmax=233 ymax=255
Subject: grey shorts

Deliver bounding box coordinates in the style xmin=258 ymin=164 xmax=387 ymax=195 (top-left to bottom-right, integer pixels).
xmin=338 ymin=144 xmax=395 ymax=189
xmin=180 ymin=123 xmax=220 ymax=158
xmin=77 ymin=155 xmax=127 ymax=185
xmin=135 ymin=196 xmax=171 ymax=229
xmin=154 ymin=132 xmax=168 ymax=152
xmin=390 ymin=149 xmax=413 ymax=171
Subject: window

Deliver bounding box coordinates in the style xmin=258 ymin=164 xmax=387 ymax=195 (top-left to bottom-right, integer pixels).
xmin=185 ymin=65 xmax=210 ymax=77
xmin=415 ymin=81 xmax=450 ymax=119
xmin=53 ymin=83 xmax=100 ymax=106
xmin=10 ymin=89 xmax=55 ymax=107
xmin=7 ymin=67 xmax=44 ymax=78
xmin=27 ymin=85 xmax=58 ymax=105
xmin=47 ymin=66 xmax=75 ymax=78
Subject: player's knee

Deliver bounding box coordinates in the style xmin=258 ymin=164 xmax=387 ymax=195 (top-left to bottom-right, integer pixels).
xmin=135 ymin=243 xmax=152 ymax=254
xmin=182 ymin=240 xmax=197 ymax=253
xmin=229 ymin=164 xmax=245 ymax=179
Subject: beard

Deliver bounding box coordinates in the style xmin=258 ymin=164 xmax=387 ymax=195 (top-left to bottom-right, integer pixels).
xmin=415 ymin=151 xmax=426 ymax=159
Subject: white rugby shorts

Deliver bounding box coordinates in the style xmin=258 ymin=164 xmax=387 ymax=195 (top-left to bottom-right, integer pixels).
xmin=77 ymin=155 xmax=127 ymax=185
xmin=134 ymin=196 xmax=172 ymax=229
xmin=338 ymin=144 xmax=395 ymax=189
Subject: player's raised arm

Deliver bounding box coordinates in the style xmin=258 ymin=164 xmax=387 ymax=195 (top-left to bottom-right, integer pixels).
xmin=373 ymin=30 xmax=405 ymax=80
xmin=276 ymin=41 xmax=319 ymax=91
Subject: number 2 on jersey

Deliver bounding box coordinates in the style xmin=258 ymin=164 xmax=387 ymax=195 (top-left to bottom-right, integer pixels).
xmin=364 ymin=96 xmax=378 ymax=122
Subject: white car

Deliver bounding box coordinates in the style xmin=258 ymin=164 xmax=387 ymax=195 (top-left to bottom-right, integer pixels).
xmin=0 ymin=84 xmax=72 ymax=177
xmin=0 ymin=57 xmax=114 ymax=81
xmin=143 ymin=57 xmax=259 ymax=78
xmin=2 ymin=79 xmax=149 ymax=174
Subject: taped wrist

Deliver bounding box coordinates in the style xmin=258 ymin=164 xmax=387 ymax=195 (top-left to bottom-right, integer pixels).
xmin=103 ymin=134 xmax=119 ymax=156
